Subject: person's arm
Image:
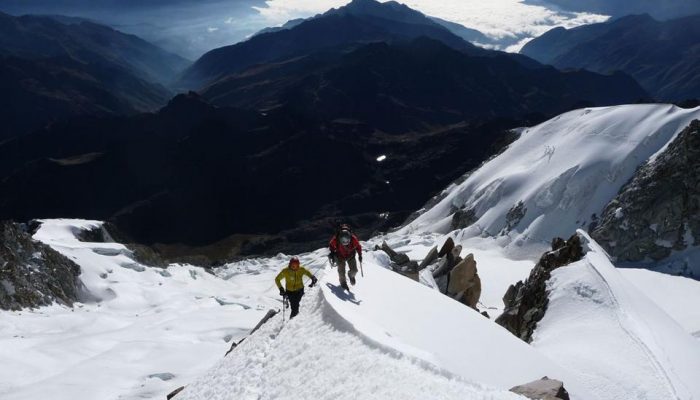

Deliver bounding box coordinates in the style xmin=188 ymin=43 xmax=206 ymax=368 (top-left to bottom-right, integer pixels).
xmin=353 ymin=236 xmax=363 ymax=261
xmin=275 ymin=270 xmax=284 ymax=293
xmin=328 ymin=237 xmax=338 ymax=264
xmin=301 ymin=267 xmax=318 ymax=287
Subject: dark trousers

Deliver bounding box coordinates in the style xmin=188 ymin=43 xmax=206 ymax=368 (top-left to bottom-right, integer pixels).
xmin=286 ymin=289 xmax=304 ymax=318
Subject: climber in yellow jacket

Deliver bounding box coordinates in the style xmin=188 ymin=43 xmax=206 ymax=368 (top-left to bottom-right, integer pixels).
xmin=275 ymin=257 xmax=318 ymax=318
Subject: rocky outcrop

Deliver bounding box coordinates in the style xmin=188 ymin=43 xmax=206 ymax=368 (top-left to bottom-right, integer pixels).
xmin=592 ymin=120 xmax=700 ymax=276
xmin=418 ymin=238 xmax=482 ymax=309
xmin=496 ymin=234 xmax=583 ymax=342
xmin=510 ymin=376 xmax=570 ymax=400
xmin=447 ymin=254 xmax=482 ymax=309
xmin=377 ymin=241 xmax=419 ymax=279
xmin=0 ymin=221 xmax=82 ymax=310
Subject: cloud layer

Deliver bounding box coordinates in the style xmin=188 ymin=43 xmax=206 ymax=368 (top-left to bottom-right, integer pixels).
xmin=254 ymin=0 xmax=609 ymax=51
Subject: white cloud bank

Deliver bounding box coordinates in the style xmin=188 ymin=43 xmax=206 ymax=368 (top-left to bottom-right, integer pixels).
xmin=253 ymin=0 xmax=608 ymax=52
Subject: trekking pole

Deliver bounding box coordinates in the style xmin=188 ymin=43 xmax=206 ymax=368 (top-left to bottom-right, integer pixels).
xmin=360 ymin=260 xmax=364 ymax=277
xmin=282 ymin=294 xmax=288 ymax=323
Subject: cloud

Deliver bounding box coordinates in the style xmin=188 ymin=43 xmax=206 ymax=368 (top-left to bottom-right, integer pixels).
xmin=254 ymin=0 xmax=609 ymax=51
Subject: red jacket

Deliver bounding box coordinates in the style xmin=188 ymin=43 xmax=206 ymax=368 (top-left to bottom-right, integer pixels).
xmin=329 ymin=234 xmax=362 ymax=260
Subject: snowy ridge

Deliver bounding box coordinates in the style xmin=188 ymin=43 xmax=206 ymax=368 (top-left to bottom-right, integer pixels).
xmin=534 ymin=231 xmax=700 ymax=400
xmin=402 ymin=104 xmax=700 ymax=257
xmin=178 ymin=251 xmax=595 ymax=400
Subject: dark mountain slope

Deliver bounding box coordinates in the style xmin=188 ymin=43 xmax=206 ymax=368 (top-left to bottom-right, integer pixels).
xmin=203 ymin=38 xmax=648 ymax=133
xmin=0 ymin=93 xmax=522 ymax=254
xmin=521 ymin=14 xmax=700 ymax=101
xmin=0 ymin=55 xmax=141 ymax=137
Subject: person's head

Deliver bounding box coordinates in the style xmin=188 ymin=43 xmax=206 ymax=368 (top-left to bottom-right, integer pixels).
xmin=339 ymin=230 xmax=352 ymax=246
xmin=289 ymin=257 xmax=300 ymax=270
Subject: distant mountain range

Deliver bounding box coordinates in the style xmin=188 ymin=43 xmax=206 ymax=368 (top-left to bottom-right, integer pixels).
xmin=0 ymin=0 xmax=654 ymax=255
xmin=0 ymin=12 xmax=190 ymax=139
xmin=521 ymin=14 xmax=700 ymax=101
xmin=544 ymin=0 xmax=700 ymax=20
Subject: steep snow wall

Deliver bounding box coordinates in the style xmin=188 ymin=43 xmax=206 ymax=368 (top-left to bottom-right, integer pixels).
xmin=402 ymin=104 xmax=700 ymax=257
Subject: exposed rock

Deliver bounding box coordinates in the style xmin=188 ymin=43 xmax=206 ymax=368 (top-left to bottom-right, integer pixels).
xmin=462 ymin=273 xmax=482 ymax=309
xmin=447 ymin=253 xmax=477 ymax=292
xmin=592 ymin=120 xmax=700 ymax=276
xmin=510 ymin=376 xmax=570 ymax=400
xmin=167 ymin=386 xmax=185 ymax=400
xmin=446 ymin=253 xmax=482 ymax=309
xmin=432 ymin=245 xmax=462 ymax=279
xmin=451 ymin=207 xmax=477 ymax=230
xmin=0 ymin=221 xmax=82 ymax=310
xmin=418 ymin=246 xmax=438 ymax=270
xmin=380 ymin=241 xmax=411 ymax=265
xmin=437 ymin=237 xmax=455 ymax=257
xmin=496 ymin=234 xmax=583 ymax=342
xmin=501 ymin=201 xmax=527 ymax=235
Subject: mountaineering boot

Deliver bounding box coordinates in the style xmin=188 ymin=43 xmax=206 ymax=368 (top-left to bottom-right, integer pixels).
xmin=349 ymin=275 xmax=356 ymax=286
xmin=341 ymin=281 xmax=350 ymax=291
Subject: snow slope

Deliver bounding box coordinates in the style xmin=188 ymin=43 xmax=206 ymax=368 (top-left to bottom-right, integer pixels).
xmin=179 ymin=250 xmax=594 ymax=400
xmin=533 ymin=231 xmax=700 ymax=400
xmin=619 ymin=268 xmax=700 ymax=337
xmin=0 ymin=220 xmax=285 ymax=400
xmin=402 ymin=104 xmax=700 ymax=257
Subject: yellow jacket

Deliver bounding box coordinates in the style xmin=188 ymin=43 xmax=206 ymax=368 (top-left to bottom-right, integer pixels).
xmin=275 ymin=266 xmax=314 ymax=292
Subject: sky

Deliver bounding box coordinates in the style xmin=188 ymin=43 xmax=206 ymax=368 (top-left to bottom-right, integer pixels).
xmin=0 ymin=0 xmax=608 ymax=58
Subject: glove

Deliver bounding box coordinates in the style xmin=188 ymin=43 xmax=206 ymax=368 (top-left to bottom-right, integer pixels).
xmin=358 ymin=253 xmax=363 ymax=262
xmin=328 ymin=252 xmax=336 ymax=266
xmin=279 ymin=287 xmax=286 ymax=296
xmin=309 ymin=276 xmax=318 ymax=288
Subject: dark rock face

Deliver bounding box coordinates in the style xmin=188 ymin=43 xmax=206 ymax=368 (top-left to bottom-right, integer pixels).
xmin=592 ymin=120 xmax=700 ymax=276
xmin=496 ymin=234 xmax=583 ymax=342
xmin=510 ymin=376 xmax=570 ymax=400
xmin=0 ymin=221 xmax=82 ymax=310
xmin=450 ymin=207 xmax=477 ymax=230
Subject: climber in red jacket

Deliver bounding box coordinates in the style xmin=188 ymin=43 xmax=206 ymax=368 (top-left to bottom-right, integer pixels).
xmin=328 ymin=224 xmax=362 ymax=290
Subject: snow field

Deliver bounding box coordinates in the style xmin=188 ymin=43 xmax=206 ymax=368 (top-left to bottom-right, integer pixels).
xmin=619 ymin=268 xmax=700 ymax=337
xmin=402 ymin=104 xmax=700 ymax=257
xmin=0 ymin=220 xmax=282 ymax=400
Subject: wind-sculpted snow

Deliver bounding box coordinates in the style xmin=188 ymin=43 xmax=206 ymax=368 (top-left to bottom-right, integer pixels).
xmin=533 ymin=231 xmax=700 ymax=400
xmin=0 ymin=220 xmax=281 ymax=400
xmin=402 ymin=104 xmax=700 ymax=258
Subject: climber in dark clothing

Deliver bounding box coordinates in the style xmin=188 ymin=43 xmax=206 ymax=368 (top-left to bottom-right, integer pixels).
xmin=328 ymin=224 xmax=362 ymax=290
